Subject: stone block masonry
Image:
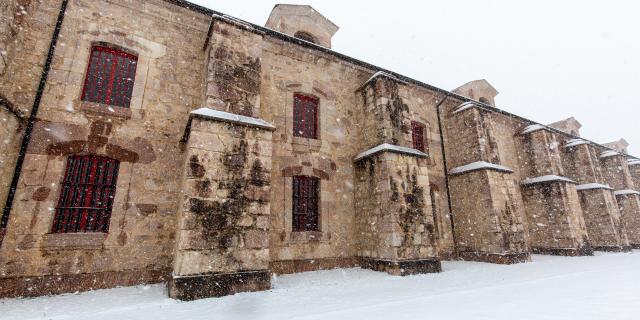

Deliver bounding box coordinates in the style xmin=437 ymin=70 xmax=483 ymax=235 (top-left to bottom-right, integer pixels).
xmin=2 ymin=0 xmax=640 ymax=301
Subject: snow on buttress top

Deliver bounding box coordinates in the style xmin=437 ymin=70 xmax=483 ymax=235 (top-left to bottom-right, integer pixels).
xmin=628 ymin=159 xmax=640 ymax=166
xmin=614 ymin=189 xmax=640 ymax=196
xmin=190 ymin=108 xmax=275 ymax=130
xmin=576 ymin=183 xmax=613 ymax=191
xmin=600 ymin=150 xmax=621 ymax=159
xmin=452 ymin=101 xmax=479 ymax=115
xmin=521 ymin=124 xmax=550 ymax=135
xmin=565 ymin=139 xmax=589 ymax=148
xmin=522 ymin=175 xmax=576 ymax=185
xmin=353 ymin=143 xmax=427 ymax=162
xmin=449 ymin=161 xmax=513 ymax=175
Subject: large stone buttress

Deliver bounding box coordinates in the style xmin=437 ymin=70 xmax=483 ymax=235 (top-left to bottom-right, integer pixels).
xmin=443 ymin=102 xmax=529 ymax=264
xmin=353 ymin=73 xmax=441 ymax=275
xmin=518 ymin=126 xmax=592 ymax=256
xmin=600 ymin=151 xmax=640 ymax=248
xmin=563 ymin=139 xmax=629 ymax=251
xmin=170 ymin=17 xmax=274 ymax=300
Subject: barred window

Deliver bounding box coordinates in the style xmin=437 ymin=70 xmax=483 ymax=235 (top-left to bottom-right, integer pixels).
xmin=293 ymin=93 xmax=319 ymax=139
xmin=412 ymin=121 xmax=426 ymax=152
xmin=52 ymin=155 xmax=120 ymax=233
xmin=292 ymin=176 xmax=320 ymax=232
xmin=81 ymin=45 xmax=137 ymax=108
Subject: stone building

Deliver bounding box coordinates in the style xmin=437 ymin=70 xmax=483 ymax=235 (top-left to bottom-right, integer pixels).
xmin=0 ymin=0 xmax=639 ymax=300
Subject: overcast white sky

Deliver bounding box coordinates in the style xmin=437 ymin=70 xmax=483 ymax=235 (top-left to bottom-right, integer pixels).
xmin=190 ymin=0 xmax=640 ymax=154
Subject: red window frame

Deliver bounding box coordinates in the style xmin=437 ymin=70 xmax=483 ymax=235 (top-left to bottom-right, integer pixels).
xmin=81 ymin=45 xmax=138 ymax=108
xmin=292 ymin=176 xmax=320 ymax=232
xmin=411 ymin=121 xmax=426 ymax=152
xmin=293 ymin=93 xmax=319 ymax=139
xmin=52 ymin=155 xmax=120 ymax=233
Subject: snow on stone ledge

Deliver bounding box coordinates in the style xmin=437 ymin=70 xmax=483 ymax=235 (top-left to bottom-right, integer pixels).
xmin=521 ymin=124 xmax=551 ymax=135
xmin=576 ymin=183 xmax=613 ymax=191
xmin=449 ymin=161 xmax=514 ymax=175
xmin=628 ymin=159 xmax=640 ymax=166
xmin=358 ymin=71 xmax=409 ymax=90
xmin=522 ymin=175 xmax=576 ymax=186
xmin=354 ymin=143 xmax=427 ymax=162
xmin=452 ymin=101 xmax=479 ymax=115
xmin=565 ymin=139 xmax=589 ymax=148
xmin=600 ymin=150 xmax=621 ymax=159
xmin=614 ymin=189 xmax=640 ymax=196
xmin=190 ymin=108 xmax=276 ymax=131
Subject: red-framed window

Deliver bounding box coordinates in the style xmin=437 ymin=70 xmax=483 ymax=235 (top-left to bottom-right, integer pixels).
xmin=293 ymin=93 xmax=319 ymax=139
xmin=52 ymin=155 xmax=120 ymax=233
xmin=411 ymin=121 xmax=426 ymax=152
xmin=292 ymin=176 xmax=320 ymax=232
xmin=81 ymin=45 xmax=138 ymax=108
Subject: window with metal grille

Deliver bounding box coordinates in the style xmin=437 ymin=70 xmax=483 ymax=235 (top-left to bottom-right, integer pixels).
xmin=52 ymin=155 xmax=120 ymax=233
xmin=293 ymin=93 xmax=319 ymax=139
xmin=412 ymin=121 xmax=426 ymax=152
xmin=81 ymin=45 xmax=138 ymax=108
xmin=292 ymin=176 xmax=320 ymax=232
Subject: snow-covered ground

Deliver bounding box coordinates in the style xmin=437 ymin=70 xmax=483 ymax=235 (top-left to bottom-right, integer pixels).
xmin=2 ymin=251 xmax=640 ymax=320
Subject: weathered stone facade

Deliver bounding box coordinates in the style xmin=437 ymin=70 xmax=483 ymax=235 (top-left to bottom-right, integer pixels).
xmin=1 ymin=0 xmax=639 ymax=300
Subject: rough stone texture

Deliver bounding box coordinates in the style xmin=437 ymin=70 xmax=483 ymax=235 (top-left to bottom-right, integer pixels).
xmin=518 ymin=129 xmax=591 ymax=255
xmin=0 ymin=0 xmax=209 ymax=297
xmin=564 ymin=143 xmax=629 ymax=250
xmin=443 ymin=105 xmax=529 ymax=261
xmin=2 ymin=0 xmax=640 ymax=301
xmin=171 ymin=116 xmax=273 ymax=299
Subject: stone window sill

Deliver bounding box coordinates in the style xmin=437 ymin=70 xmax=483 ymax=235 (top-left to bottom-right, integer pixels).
xmin=292 ymin=136 xmax=322 ymax=152
xmin=289 ymin=231 xmax=330 ymax=243
xmin=79 ymin=101 xmax=132 ymax=119
xmin=41 ymin=232 xmax=107 ymax=251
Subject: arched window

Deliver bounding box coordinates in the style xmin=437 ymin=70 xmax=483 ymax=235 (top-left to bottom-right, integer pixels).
xmin=294 ymin=31 xmax=317 ymax=44
xmin=82 ymin=44 xmax=138 ymax=108
xmin=52 ymin=155 xmax=120 ymax=233
xmin=478 ymin=97 xmax=490 ymax=105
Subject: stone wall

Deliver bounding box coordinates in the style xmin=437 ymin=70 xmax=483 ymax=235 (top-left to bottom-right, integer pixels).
xmin=170 ymin=117 xmax=273 ymax=300
xmin=0 ymin=0 xmax=209 ymax=298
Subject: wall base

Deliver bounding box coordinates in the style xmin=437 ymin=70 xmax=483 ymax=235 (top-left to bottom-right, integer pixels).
xmin=457 ymin=251 xmax=531 ymax=265
xmin=532 ymin=246 xmax=594 ymax=256
xmin=592 ymin=245 xmax=632 ymax=253
xmin=271 ymin=258 xmax=359 ymax=274
xmin=631 ymin=244 xmax=640 ymax=250
xmin=0 ymin=268 xmax=169 ymax=299
xmin=359 ymin=258 xmax=441 ymax=276
xmin=168 ymin=270 xmax=271 ymax=301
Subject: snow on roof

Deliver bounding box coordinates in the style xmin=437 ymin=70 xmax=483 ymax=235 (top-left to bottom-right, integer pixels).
xmin=522 ymin=175 xmax=576 ymax=186
xmin=452 ymin=101 xmax=480 ymax=115
xmin=576 ymin=183 xmax=613 ymax=191
xmin=627 ymin=159 xmax=640 ymax=166
xmin=565 ymin=139 xmax=589 ymax=148
xmin=521 ymin=124 xmax=551 ymax=135
xmin=190 ymin=108 xmax=276 ymax=131
xmin=614 ymin=189 xmax=640 ymax=196
xmin=600 ymin=150 xmax=621 ymax=159
xmin=354 ymin=143 xmax=427 ymax=162
xmin=449 ymin=161 xmax=514 ymax=175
